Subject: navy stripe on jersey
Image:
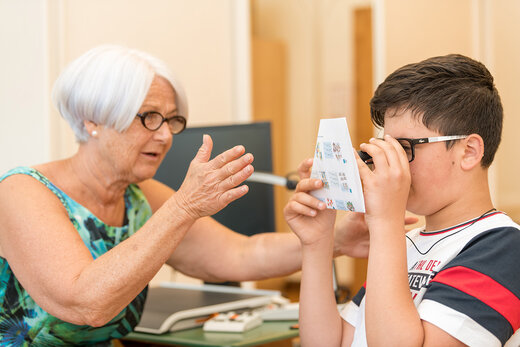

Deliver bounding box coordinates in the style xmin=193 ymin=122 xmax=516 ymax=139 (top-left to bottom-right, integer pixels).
xmin=454 ymin=226 xmax=520 ymax=300
xmin=424 ymin=226 xmax=520 ymax=343
xmin=352 ymin=285 xmax=366 ymax=306
xmin=431 ymin=266 xmax=520 ymax=330
xmin=424 ymin=282 xmax=513 ymax=344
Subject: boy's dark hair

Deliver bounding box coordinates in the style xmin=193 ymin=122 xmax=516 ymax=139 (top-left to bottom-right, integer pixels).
xmin=370 ymin=54 xmax=503 ymax=167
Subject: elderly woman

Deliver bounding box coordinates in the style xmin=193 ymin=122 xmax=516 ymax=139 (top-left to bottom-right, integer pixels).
xmin=0 ymin=45 xmax=370 ymax=345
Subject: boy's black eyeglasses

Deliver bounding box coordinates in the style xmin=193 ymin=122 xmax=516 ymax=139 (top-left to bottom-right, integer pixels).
xmin=136 ymin=112 xmax=187 ymax=134
xmin=359 ymin=135 xmax=468 ymax=164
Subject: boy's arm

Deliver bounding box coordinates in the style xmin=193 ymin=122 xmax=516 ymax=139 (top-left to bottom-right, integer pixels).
xmin=298 ymin=228 xmax=344 ymax=346
xmin=357 ymin=136 xmax=424 ymax=346
xmin=284 ymin=166 xmax=350 ymax=346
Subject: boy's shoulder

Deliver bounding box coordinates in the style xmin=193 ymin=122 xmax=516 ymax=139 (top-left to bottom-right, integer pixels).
xmin=421 ymin=213 xmax=520 ymax=346
xmin=462 ymin=211 xmax=520 ymax=248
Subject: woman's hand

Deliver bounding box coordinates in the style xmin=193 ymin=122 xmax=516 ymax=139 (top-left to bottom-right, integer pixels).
xmin=174 ymin=135 xmax=254 ymax=219
xmin=333 ymin=212 xmax=419 ymax=258
xmin=284 ymin=159 xmax=336 ymax=247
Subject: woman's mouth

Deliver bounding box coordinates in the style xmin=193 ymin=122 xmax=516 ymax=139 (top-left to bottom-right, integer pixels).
xmin=142 ymin=152 xmax=159 ymax=158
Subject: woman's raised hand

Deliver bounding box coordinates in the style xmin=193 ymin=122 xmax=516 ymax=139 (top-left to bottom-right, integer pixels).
xmin=174 ymin=135 xmax=254 ymax=219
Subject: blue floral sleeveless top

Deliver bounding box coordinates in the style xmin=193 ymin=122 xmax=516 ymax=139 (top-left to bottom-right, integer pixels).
xmin=0 ymin=167 xmax=153 ymax=346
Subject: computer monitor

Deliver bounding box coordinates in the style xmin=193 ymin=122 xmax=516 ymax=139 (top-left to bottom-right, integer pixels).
xmin=154 ymin=122 xmax=275 ymax=236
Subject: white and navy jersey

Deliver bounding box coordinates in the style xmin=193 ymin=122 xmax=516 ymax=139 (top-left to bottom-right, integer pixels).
xmin=341 ymin=211 xmax=520 ymax=347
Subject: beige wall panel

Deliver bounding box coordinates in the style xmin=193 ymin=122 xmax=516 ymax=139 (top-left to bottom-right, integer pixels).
xmin=381 ymin=0 xmax=520 ymax=220
xmin=252 ymin=0 xmax=371 ymax=288
xmin=384 ymin=0 xmax=474 ymax=74
xmin=492 ymin=1 xmax=520 ymax=219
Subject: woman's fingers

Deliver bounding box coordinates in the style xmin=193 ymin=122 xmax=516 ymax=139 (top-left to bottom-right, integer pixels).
xmin=208 ymin=143 xmax=247 ymax=169
xmin=217 ymin=153 xmax=254 ymax=186
xmin=405 ymin=215 xmax=419 ymax=225
xmin=220 ymin=163 xmax=254 ymax=191
xmin=176 ymin=140 xmax=255 ymax=219
xmin=218 ymin=184 xmax=250 ymax=207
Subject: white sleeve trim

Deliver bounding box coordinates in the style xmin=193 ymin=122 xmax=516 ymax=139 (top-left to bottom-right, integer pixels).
xmin=505 ymin=329 xmax=520 ymax=347
xmin=418 ymin=299 xmax=501 ymax=347
xmin=340 ymin=300 xmax=359 ymax=327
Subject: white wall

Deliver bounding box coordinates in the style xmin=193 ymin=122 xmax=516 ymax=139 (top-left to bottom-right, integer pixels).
xmin=1 ymin=0 xmax=250 ymax=174
xmin=0 ymin=0 xmax=51 ymax=173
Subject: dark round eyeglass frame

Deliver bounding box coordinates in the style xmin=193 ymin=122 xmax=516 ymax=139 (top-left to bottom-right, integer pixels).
xmin=136 ymin=112 xmax=187 ymax=134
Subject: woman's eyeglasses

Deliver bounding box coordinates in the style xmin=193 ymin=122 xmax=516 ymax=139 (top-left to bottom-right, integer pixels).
xmin=136 ymin=112 xmax=187 ymax=134
xmin=359 ymin=135 xmax=468 ymax=164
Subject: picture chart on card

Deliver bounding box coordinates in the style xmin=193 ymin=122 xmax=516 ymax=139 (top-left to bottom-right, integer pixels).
xmin=310 ymin=117 xmax=365 ymax=212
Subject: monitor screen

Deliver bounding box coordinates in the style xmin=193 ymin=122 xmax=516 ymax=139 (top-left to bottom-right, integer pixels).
xmin=154 ymin=122 xmax=275 ymax=236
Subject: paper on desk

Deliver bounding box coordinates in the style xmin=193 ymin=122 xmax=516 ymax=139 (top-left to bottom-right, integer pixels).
xmin=310 ymin=117 xmax=365 ymax=212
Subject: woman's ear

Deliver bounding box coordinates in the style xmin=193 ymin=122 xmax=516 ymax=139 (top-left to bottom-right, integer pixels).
xmin=460 ymin=134 xmax=485 ymax=170
xmin=84 ymin=120 xmax=98 ymax=137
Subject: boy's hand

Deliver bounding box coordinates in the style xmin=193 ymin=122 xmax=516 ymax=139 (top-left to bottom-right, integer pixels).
xmin=284 ymin=159 xmax=336 ymax=246
xmin=356 ymin=135 xmax=411 ymax=228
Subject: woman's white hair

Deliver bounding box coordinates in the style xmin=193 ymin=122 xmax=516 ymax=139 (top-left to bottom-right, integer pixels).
xmin=52 ymin=45 xmax=188 ymax=142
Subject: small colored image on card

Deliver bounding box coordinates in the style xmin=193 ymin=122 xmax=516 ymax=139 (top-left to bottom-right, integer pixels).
xmin=332 ymin=142 xmax=343 ymax=161
xmin=335 ymin=200 xmax=347 ymax=210
xmin=320 ymin=171 xmax=330 ymax=189
xmin=338 ymin=172 xmax=350 ymax=192
xmin=329 ymin=171 xmax=340 ymax=188
xmin=322 ymin=142 xmax=334 ymax=159
xmin=315 ymin=142 xmax=323 ymax=160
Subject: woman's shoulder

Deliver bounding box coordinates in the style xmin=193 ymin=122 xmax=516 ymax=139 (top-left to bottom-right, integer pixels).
xmin=1 ymin=166 xmax=41 ymax=181
xmin=0 ymin=167 xmax=57 ymax=196
xmin=0 ymin=165 xmax=72 ymax=212
xmin=2 ymin=165 xmax=61 ymax=191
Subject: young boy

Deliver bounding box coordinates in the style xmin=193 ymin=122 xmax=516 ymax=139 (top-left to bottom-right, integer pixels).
xmin=285 ymin=54 xmax=520 ymax=346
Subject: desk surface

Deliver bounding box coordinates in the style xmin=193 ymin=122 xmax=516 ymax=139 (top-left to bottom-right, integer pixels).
xmin=123 ymin=321 xmax=298 ymax=347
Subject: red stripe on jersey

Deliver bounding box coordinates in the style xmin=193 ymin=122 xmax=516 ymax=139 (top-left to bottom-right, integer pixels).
xmin=431 ymin=266 xmax=520 ymax=330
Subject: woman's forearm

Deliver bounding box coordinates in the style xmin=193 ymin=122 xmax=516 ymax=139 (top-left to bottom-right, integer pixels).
xmin=66 ymin=196 xmax=196 ymax=326
xmin=239 ymin=232 xmax=303 ymax=280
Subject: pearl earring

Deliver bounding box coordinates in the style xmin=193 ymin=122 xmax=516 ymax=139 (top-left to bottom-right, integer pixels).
xmin=91 ymin=130 xmax=98 ymax=137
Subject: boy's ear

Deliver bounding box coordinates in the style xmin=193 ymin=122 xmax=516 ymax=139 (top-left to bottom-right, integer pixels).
xmin=460 ymin=134 xmax=484 ymax=170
